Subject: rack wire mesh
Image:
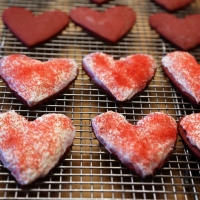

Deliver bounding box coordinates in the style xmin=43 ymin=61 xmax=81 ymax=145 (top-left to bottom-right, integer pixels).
xmin=0 ymin=0 xmax=200 ymax=199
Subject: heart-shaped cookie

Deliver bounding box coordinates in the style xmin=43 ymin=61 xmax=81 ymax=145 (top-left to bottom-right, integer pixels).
xmin=149 ymin=13 xmax=200 ymax=50
xmin=0 ymin=54 xmax=79 ymax=109
xmin=178 ymin=113 xmax=200 ymax=160
xmin=162 ymin=51 xmax=200 ymax=106
xmin=2 ymin=7 xmax=69 ymax=47
xmin=92 ymin=111 xmax=177 ymax=178
xmin=153 ymin=0 xmax=193 ymax=11
xmin=82 ymin=52 xmax=157 ymax=102
xmin=90 ymin=0 xmax=109 ymax=5
xmin=69 ymin=6 xmax=136 ymax=44
xmin=0 ymin=110 xmax=75 ymax=185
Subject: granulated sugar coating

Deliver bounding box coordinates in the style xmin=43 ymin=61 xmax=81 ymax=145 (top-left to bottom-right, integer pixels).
xmin=180 ymin=113 xmax=200 ymax=150
xmin=0 ymin=54 xmax=79 ymax=108
xmin=162 ymin=51 xmax=200 ymax=104
xmin=92 ymin=111 xmax=177 ymax=178
xmin=83 ymin=52 xmax=156 ymax=101
xmin=0 ymin=110 xmax=75 ymax=185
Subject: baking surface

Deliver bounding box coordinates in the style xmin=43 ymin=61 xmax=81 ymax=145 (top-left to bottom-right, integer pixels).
xmin=0 ymin=0 xmax=200 ymax=199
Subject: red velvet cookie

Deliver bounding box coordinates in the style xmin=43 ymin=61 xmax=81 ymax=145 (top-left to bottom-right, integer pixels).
xmin=69 ymin=6 xmax=136 ymax=44
xmin=92 ymin=111 xmax=177 ymax=178
xmin=0 ymin=54 xmax=79 ymax=109
xmin=2 ymin=7 xmax=69 ymax=47
xmin=162 ymin=51 xmax=200 ymax=106
xmin=82 ymin=52 xmax=157 ymax=102
xmin=153 ymin=0 xmax=193 ymax=11
xmin=149 ymin=13 xmax=200 ymax=50
xmin=90 ymin=0 xmax=109 ymax=5
xmin=178 ymin=113 xmax=200 ymax=160
xmin=0 ymin=110 xmax=75 ymax=185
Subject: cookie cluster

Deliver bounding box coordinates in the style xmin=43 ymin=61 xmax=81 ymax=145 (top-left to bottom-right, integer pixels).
xmin=0 ymin=0 xmax=200 ymax=186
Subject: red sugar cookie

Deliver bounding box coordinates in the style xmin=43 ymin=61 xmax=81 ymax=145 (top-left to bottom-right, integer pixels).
xmin=2 ymin=7 xmax=69 ymax=47
xmin=82 ymin=52 xmax=156 ymax=102
xmin=69 ymin=6 xmax=136 ymax=44
xmin=92 ymin=111 xmax=177 ymax=178
xmin=90 ymin=0 xmax=110 ymax=5
xmin=153 ymin=0 xmax=193 ymax=11
xmin=0 ymin=110 xmax=75 ymax=185
xmin=162 ymin=51 xmax=200 ymax=106
xmin=0 ymin=54 xmax=79 ymax=109
xmin=149 ymin=13 xmax=200 ymax=50
xmin=178 ymin=113 xmax=200 ymax=160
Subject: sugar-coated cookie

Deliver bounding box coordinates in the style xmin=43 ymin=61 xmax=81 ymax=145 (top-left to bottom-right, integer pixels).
xmin=82 ymin=52 xmax=156 ymax=102
xmin=92 ymin=111 xmax=177 ymax=178
xmin=178 ymin=113 xmax=200 ymax=160
xmin=69 ymin=6 xmax=136 ymax=44
xmin=162 ymin=51 xmax=200 ymax=106
xmin=2 ymin=7 xmax=69 ymax=47
xmin=0 ymin=54 xmax=79 ymax=109
xmin=149 ymin=13 xmax=200 ymax=50
xmin=0 ymin=110 xmax=75 ymax=185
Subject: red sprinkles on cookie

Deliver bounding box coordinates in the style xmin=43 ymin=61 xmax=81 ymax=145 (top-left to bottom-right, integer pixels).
xmin=0 ymin=110 xmax=75 ymax=185
xmin=162 ymin=51 xmax=200 ymax=106
xmin=92 ymin=111 xmax=178 ymax=178
xmin=0 ymin=54 xmax=79 ymax=109
xmin=178 ymin=113 xmax=200 ymax=160
xmin=82 ymin=52 xmax=157 ymax=101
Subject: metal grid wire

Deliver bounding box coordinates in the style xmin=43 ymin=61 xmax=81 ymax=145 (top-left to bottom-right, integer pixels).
xmin=0 ymin=0 xmax=200 ymax=199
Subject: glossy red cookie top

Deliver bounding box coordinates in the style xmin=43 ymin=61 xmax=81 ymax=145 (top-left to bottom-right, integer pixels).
xmin=153 ymin=0 xmax=193 ymax=11
xmin=2 ymin=7 xmax=69 ymax=47
xmin=70 ymin=6 xmax=136 ymax=43
xmin=149 ymin=13 xmax=200 ymax=50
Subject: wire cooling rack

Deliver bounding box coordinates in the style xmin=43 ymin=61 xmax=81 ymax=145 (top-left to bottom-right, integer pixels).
xmin=0 ymin=0 xmax=200 ymax=199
